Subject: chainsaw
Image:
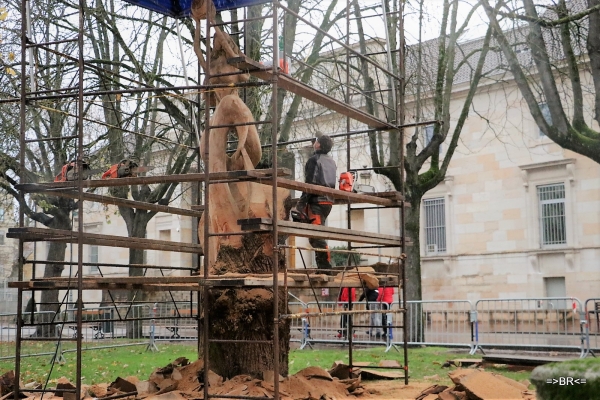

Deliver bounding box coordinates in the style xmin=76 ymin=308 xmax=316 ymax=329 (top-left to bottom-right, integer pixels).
xmin=54 ymin=157 xmax=95 ymax=182
xmin=101 ymin=158 xmax=153 ymax=179
xmin=291 ymin=210 xmax=314 ymax=223
xmin=339 ymin=171 xmax=376 ymax=194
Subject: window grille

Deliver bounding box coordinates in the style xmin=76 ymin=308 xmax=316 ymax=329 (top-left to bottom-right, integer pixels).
xmin=537 ymin=183 xmax=566 ymax=246
xmin=424 ymin=198 xmax=446 ymax=253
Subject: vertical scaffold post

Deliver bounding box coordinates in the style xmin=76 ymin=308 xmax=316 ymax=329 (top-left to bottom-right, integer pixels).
xmin=271 ymin=2 xmax=281 ymax=397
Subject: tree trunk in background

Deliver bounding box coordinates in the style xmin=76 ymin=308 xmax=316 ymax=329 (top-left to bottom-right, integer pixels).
xmin=37 ymin=201 xmax=73 ymax=337
xmin=38 ymin=241 xmax=68 ymax=337
xmin=205 ymin=234 xmax=290 ymax=379
xmin=124 ymin=208 xmax=152 ymax=339
xmin=405 ymin=195 xmax=423 ymax=342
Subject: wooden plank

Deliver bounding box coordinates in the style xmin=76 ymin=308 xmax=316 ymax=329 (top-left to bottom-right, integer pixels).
xmin=20 ymin=189 xmax=203 ymax=218
xmin=254 ymin=177 xmax=403 ymax=206
xmin=16 ymin=168 xmax=291 ymax=190
xmin=229 ymin=55 xmax=396 ymax=130
xmin=239 ymin=219 xmax=402 ymax=246
xmin=7 ymin=227 xmax=202 ymax=254
xmin=8 ymin=275 xmax=396 ymax=291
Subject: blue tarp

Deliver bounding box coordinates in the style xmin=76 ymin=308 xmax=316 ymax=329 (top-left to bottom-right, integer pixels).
xmin=121 ymin=0 xmax=270 ymax=19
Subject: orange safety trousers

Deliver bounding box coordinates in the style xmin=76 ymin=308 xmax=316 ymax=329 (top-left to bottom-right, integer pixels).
xmin=305 ymin=201 xmax=333 ymax=269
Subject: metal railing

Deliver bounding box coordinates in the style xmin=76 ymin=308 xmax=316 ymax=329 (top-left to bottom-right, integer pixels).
xmin=472 ymin=297 xmax=586 ymax=356
xmin=583 ymin=298 xmax=600 ymax=358
xmin=405 ymin=300 xmax=473 ymax=349
xmin=2 ymin=297 xmax=598 ymax=361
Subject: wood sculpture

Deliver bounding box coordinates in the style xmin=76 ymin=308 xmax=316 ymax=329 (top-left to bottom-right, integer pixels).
xmin=193 ymin=0 xmax=291 ymax=379
xmin=191 ymin=0 xmax=250 ymax=106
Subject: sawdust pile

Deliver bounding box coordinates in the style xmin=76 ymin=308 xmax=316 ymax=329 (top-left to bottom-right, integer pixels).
xmin=415 ymin=369 xmax=535 ymax=400
xmin=8 ymin=358 xmax=374 ymax=400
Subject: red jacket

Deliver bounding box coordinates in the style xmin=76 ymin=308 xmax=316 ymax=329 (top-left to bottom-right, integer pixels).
xmin=338 ymin=288 xmax=356 ymax=303
xmin=377 ymin=287 xmax=394 ymax=304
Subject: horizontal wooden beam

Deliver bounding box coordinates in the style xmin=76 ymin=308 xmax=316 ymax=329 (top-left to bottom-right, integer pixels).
xmin=239 ymin=218 xmax=403 ymax=247
xmin=16 ymin=168 xmax=291 ymax=190
xmin=22 ymin=189 xmax=203 ymax=218
xmin=229 ymin=55 xmax=396 ymax=130
xmin=8 ymin=273 xmax=398 ymax=290
xmin=7 ymin=227 xmax=202 ymax=254
xmin=256 ymin=177 xmax=403 ymax=206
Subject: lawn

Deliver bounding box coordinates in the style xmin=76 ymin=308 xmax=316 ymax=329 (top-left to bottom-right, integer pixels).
xmin=0 ymin=343 xmax=531 ymax=387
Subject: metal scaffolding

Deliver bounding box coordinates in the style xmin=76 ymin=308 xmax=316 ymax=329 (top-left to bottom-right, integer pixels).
xmin=8 ymin=0 xmax=411 ymax=398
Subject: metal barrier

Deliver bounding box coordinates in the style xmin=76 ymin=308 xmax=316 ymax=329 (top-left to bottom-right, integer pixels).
xmin=151 ymin=302 xmax=198 ymax=342
xmin=0 ymin=311 xmax=56 ymax=359
xmin=2 ymin=297 xmax=596 ymax=360
xmin=404 ymin=300 xmax=474 ymax=350
xmin=473 ymin=297 xmax=586 ymax=356
xmin=289 ymin=300 xmax=402 ymax=348
xmin=583 ymin=298 xmax=600 ymax=357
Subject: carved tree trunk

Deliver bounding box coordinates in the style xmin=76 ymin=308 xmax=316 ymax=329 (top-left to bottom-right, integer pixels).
xmin=200 ymin=181 xmax=292 ymax=378
xmin=205 ymin=234 xmax=290 ymax=378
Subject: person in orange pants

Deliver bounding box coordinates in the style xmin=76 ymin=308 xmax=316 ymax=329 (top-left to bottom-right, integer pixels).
xmin=296 ymin=134 xmax=337 ymax=273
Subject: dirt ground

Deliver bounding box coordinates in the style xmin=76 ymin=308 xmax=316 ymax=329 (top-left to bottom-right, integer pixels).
xmin=361 ymin=380 xmax=435 ymax=400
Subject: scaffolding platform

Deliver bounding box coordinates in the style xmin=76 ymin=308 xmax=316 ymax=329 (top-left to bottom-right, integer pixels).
xmin=229 ymin=55 xmax=396 ymax=130
xmin=239 ymin=218 xmax=403 ymax=246
xmin=15 ymin=168 xmax=291 ymax=191
xmin=8 ymin=272 xmax=399 ymax=291
xmin=7 ymin=227 xmax=203 ymax=254
xmin=255 ymin=176 xmax=404 ymax=206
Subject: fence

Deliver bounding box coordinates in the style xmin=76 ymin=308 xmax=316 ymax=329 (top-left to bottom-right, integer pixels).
xmin=290 ymin=297 xmax=600 ymax=358
xmin=2 ymin=297 xmax=599 ymax=361
xmin=0 ymin=302 xmax=199 ymax=361
xmin=472 ymin=297 xmax=586 ymax=356
xmin=583 ymin=298 xmax=600 ymax=357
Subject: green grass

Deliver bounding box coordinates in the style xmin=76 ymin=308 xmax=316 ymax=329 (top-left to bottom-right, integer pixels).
xmin=0 ymin=343 xmax=197 ymax=385
xmin=289 ymin=346 xmax=531 ymax=385
xmin=0 ymin=343 xmax=532 ymax=387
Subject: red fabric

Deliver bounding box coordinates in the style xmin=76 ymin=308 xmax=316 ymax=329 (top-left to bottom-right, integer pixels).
xmin=338 ymin=288 xmax=356 ymax=303
xmin=377 ymin=287 xmax=394 ymax=304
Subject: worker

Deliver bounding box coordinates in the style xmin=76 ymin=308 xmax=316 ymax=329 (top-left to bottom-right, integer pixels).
xmin=360 ymin=287 xmax=382 ymax=339
xmin=378 ymin=286 xmax=394 ymax=337
xmin=295 ymin=134 xmax=337 ymax=274
xmin=337 ymin=287 xmax=356 ymax=339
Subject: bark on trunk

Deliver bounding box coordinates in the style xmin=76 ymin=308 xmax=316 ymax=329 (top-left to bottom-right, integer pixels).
xmin=405 ymin=195 xmax=423 ymax=342
xmin=124 ymin=209 xmax=151 ymax=339
xmin=38 ymin=241 xmax=68 ymax=337
xmin=37 ymin=200 xmax=73 ymax=337
xmin=204 ymin=234 xmax=290 ymax=379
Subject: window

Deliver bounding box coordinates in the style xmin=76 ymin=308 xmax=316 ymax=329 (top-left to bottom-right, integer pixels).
xmin=0 ymin=231 xmax=4 ymax=245
xmin=89 ymin=245 xmax=99 ymax=274
xmin=158 ymin=230 xmax=171 ymax=266
xmin=0 ymin=209 xmax=5 ymax=222
xmin=424 ymin=124 xmax=442 ymax=153
xmin=537 ymin=183 xmax=566 ymax=246
xmin=539 ymin=103 xmax=552 ymax=137
xmin=424 ymin=198 xmax=446 ymax=253
xmin=425 ymin=124 xmax=434 ymax=146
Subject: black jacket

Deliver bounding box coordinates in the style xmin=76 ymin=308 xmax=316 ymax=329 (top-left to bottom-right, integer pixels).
xmin=359 ymin=288 xmax=379 ymax=302
xmin=297 ymin=150 xmax=337 ymax=208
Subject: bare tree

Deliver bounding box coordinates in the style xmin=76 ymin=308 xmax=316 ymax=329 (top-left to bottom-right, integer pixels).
xmin=482 ymin=0 xmax=600 ymax=164
xmin=0 ymin=0 xmax=196 ymax=334
xmin=352 ymin=0 xmax=494 ymax=315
